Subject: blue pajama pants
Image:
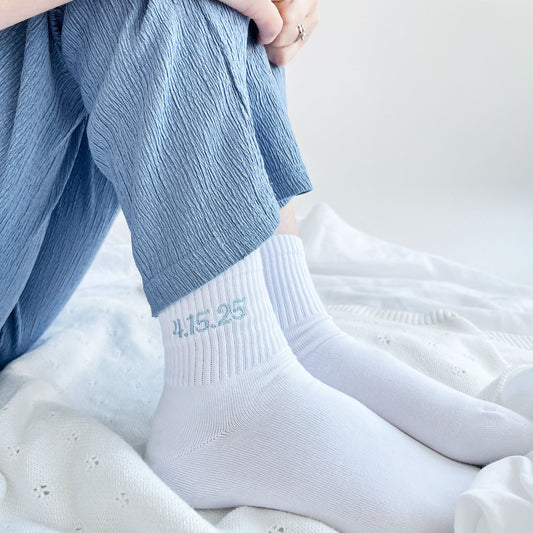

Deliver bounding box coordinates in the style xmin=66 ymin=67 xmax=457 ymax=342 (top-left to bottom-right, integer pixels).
xmin=0 ymin=0 xmax=312 ymax=371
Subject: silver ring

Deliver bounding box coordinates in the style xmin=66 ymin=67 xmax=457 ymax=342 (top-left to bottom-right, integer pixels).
xmin=295 ymin=23 xmax=307 ymax=43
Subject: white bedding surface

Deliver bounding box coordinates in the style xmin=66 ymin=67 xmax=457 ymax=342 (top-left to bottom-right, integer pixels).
xmin=0 ymin=202 xmax=532 ymax=533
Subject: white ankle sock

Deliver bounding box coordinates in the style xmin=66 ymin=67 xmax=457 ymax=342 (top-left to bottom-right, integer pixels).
xmin=144 ymin=248 xmax=477 ymax=533
xmin=259 ymin=233 xmax=533 ymax=466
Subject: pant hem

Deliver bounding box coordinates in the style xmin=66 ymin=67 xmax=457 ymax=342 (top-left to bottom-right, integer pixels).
xmin=269 ymin=163 xmax=313 ymax=208
xmin=145 ymin=198 xmax=282 ymax=317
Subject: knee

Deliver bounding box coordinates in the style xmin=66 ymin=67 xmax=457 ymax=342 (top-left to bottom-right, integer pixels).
xmin=62 ymin=0 xmax=250 ymax=74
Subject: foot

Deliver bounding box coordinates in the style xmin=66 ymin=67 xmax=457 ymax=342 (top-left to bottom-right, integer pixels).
xmin=145 ymin=345 xmax=476 ymax=533
xmin=144 ymin=248 xmax=477 ymax=533
xmin=259 ymin=233 xmax=533 ymax=466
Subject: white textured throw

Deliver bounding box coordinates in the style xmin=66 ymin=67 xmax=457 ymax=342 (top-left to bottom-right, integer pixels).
xmin=0 ymin=202 xmax=532 ymax=532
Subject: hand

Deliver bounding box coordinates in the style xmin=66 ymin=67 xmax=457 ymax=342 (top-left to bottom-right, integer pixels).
xmin=215 ymin=0 xmax=284 ymax=44
xmin=265 ymin=0 xmax=319 ymax=66
xmin=0 ymin=0 xmax=74 ymax=31
xmin=216 ymin=0 xmax=319 ymax=66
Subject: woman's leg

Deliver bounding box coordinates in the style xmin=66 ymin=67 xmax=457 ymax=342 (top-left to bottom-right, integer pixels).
xmin=60 ymin=0 xmax=313 ymax=317
xmin=0 ymin=0 xmax=303 ymax=370
xmin=0 ymin=14 xmax=84 ymax=331
xmin=260 ymin=201 xmax=533 ymax=466
xmin=0 ymin=129 xmax=120 ymax=369
xmin=57 ymin=1 xmax=479 ymax=530
xmin=0 ymin=14 xmax=119 ymax=371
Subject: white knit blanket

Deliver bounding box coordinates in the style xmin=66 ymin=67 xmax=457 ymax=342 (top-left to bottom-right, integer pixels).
xmin=1 ymin=202 xmax=532 ymax=533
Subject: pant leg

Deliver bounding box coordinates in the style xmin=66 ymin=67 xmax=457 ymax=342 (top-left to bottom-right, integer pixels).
xmin=0 ymin=13 xmax=119 ymax=372
xmin=0 ymin=0 xmax=311 ymax=368
xmin=60 ymin=0 xmax=313 ymax=317
xmin=245 ymin=23 xmax=312 ymax=208
xmin=0 ymin=128 xmax=120 ymax=372
xmin=0 ymin=12 xmax=86 ymax=332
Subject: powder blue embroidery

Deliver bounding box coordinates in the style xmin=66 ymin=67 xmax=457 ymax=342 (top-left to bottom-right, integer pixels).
xmin=172 ymin=297 xmax=246 ymax=338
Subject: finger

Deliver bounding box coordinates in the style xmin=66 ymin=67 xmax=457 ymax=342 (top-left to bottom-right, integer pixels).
xmin=231 ymin=0 xmax=284 ymax=44
xmin=268 ymin=3 xmax=319 ymax=48
xmin=265 ymin=37 xmax=304 ymax=66
xmin=264 ymin=12 xmax=318 ymax=65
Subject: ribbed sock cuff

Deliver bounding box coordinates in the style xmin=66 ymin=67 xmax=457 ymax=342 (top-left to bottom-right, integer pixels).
xmin=158 ymin=248 xmax=287 ymax=387
xmin=259 ymin=234 xmax=327 ymax=330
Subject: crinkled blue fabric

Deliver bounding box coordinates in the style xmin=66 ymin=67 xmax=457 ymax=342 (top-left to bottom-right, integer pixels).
xmin=0 ymin=0 xmax=312 ymax=370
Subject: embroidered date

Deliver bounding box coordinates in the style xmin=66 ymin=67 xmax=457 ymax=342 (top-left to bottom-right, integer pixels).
xmin=172 ymin=297 xmax=246 ymax=338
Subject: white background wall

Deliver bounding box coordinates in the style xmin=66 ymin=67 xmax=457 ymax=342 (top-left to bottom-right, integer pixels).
xmin=285 ymin=0 xmax=533 ymax=286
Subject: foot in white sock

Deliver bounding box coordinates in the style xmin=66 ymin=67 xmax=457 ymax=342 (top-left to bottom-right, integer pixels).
xmin=144 ymin=248 xmax=477 ymax=533
xmin=259 ymin=233 xmax=533 ymax=467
